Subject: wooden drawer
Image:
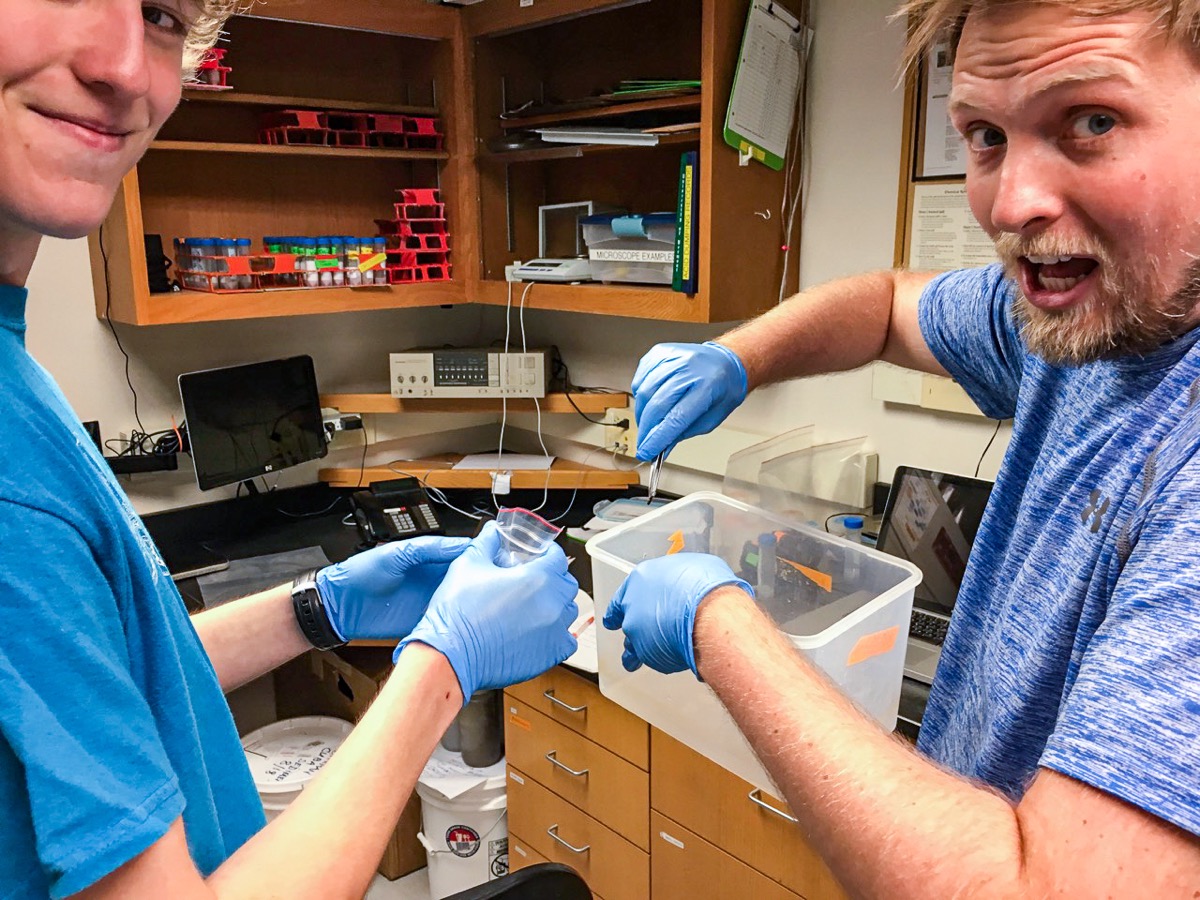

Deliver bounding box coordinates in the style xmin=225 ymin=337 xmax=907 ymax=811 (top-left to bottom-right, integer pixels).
xmin=651 ymin=730 xmax=847 ymax=900
xmin=506 ymin=766 xmax=649 ymax=900
xmin=652 ymin=811 xmax=801 ymax=900
xmin=506 ymin=668 xmax=648 ymax=769
xmin=506 ymin=697 xmax=649 ymax=850
xmin=509 ymin=832 xmax=550 ymax=872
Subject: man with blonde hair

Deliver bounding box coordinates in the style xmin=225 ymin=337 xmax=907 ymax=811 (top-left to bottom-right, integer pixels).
xmin=615 ymin=1 xmax=1200 ymax=896
xmin=0 ymin=3 xmax=578 ymax=898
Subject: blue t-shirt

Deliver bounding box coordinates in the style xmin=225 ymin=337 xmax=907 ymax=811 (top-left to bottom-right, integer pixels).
xmin=917 ymin=264 xmax=1200 ymax=836
xmin=0 ymin=286 xmax=264 ymax=898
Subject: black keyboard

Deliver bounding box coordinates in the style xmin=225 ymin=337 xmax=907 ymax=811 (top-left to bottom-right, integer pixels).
xmin=910 ymin=610 xmax=950 ymax=646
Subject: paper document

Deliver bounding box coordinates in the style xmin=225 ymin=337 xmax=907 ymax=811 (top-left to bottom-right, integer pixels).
xmin=908 ymin=182 xmax=996 ymax=269
xmin=452 ymin=453 xmax=555 ymax=470
xmin=564 ymin=590 xmax=598 ymax=674
xmin=919 ymin=42 xmax=966 ymax=178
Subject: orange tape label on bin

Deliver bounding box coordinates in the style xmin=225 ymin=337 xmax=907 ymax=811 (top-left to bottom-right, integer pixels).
xmin=666 ymin=530 xmax=686 ymax=555
xmin=358 ymin=252 xmax=387 ymax=272
xmin=847 ymin=626 xmax=900 ymax=666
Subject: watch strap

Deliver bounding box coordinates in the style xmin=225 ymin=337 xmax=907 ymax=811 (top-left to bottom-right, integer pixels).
xmin=291 ymin=569 xmax=346 ymax=651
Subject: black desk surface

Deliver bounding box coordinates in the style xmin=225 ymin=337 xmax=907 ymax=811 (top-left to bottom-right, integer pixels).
xmin=143 ymin=482 xmax=643 ymax=613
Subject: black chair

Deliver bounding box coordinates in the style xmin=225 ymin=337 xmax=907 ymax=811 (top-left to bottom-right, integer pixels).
xmin=444 ymin=863 xmax=591 ymax=899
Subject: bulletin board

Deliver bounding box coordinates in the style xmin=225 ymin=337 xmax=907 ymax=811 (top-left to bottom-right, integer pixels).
xmin=893 ymin=44 xmax=994 ymax=270
xmin=884 ymin=43 xmax=990 ymax=418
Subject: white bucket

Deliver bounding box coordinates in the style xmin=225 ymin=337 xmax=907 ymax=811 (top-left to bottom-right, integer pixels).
xmin=416 ymin=748 xmax=508 ymax=900
xmin=241 ymin=716 xmax=353 ymax=821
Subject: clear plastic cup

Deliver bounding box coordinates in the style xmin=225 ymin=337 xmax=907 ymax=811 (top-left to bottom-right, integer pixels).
xmin=495 ymin=507 xmax=562 ymax=567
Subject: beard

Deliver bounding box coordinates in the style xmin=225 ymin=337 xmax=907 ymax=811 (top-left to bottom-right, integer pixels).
xmin=993 ymin=231 xmax=1200 ymax=366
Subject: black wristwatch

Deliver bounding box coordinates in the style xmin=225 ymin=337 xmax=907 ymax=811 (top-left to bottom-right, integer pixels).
xmin=291 ymin=569 xmax=346 ymax=651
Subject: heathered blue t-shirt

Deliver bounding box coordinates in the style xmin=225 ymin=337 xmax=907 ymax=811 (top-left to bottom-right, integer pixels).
xmin=0 ymin=285 xmax=264 ymax=898
xmin=916 ymin=264 xmax=1200 ymax=835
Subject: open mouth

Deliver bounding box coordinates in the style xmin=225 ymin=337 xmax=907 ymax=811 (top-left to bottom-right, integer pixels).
xmin=1018 ymin=255 xmax=1100 ymax=310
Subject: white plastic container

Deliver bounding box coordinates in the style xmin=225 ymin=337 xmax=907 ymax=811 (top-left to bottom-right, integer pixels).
xmin=241 ymin=716 xmax=353 ymax=820
xmin=588 ymin=492 xmax=921 ymax=794
xmin=416 ymin=748 xmax=509 ymax=900
xmin=581 ymin=212 xmax=675 ymax=285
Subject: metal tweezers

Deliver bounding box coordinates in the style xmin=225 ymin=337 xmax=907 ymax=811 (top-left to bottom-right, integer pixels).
xmin=646 ymin=451 xmax=665 ymax=504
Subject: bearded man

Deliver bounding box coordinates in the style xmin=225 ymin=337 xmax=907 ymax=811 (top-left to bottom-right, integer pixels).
xmin=611 ymin=1 xmax=1200 ymax=896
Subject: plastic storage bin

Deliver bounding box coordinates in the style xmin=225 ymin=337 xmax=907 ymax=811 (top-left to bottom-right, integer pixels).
xmin=588 ymin=492 xmax=921 ymax=793
xmin=581 ymin=213 xmax=675 ymax=284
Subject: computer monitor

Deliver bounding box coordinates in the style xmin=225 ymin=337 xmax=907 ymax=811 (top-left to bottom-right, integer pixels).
xmin=874 ymin=466 xmax=994 ymax=617
xmin=178 ymin=355 xmax=327 ymax=491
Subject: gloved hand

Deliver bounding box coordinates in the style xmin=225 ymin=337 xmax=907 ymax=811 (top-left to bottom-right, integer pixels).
xmin=316 ymin=536 xmax=470 ymax=641
xmin=602 ymin=553 xmax=752 ymax=677
xmin=632 ymin=341 xmax=749 ymax=461
xmin=396 ymin=521 xmax=579 ymax=704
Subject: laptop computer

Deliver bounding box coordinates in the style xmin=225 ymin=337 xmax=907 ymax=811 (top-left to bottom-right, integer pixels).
xmin=874 ymin=466 xmax=994 ymax=685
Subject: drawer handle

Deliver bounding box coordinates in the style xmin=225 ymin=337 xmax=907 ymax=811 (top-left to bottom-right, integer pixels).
xmin=545 ymin=751 xmax=589 ymax=778
xmin=543 ymin=689 xmax=587 ymax=714
xmin=748 ymin=789 xmax=798 ymax=824
xmin=547 ymin=824 xmax=590 ymax=854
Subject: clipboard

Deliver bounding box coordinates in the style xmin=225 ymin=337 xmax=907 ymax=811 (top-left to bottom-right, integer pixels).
xmin=724 ymin=0 xmax=807 ymax=171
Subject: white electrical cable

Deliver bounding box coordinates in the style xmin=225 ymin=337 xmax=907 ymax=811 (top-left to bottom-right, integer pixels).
xmin=778 ymin=21 xmax=811 ymax=306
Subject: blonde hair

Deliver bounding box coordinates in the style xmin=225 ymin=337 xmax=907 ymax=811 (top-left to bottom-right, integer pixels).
xmin=897 ymin=0 xmax=1200 ymax=73
xmin=183 ymin=0 xmax=242 ymax=75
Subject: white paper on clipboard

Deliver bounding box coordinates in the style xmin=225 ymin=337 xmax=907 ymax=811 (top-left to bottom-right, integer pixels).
xmin=725 ymin=0 xmax=806 ymax=165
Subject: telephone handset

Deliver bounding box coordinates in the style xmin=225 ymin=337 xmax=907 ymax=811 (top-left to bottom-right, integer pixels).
xmin=350 ymin=477 xmax=443 ymax=545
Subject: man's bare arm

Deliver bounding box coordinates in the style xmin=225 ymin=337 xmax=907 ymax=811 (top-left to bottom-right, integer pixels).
xmin=693 ymin=588 xmax=1200 ymax=899
xmin=718 ymin=269 xmax=947 ymax=390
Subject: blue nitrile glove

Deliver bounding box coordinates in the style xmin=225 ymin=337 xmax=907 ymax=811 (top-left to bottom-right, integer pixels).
xmin=396 ymin=521 xmax=579 ymax=704
xmin=602 ymin=553 xmax=752 ymax=677
xmin=632 ymin=341 xmax=749 ymax=461
xmin=315 ymin=536 xmax=471 ymax=641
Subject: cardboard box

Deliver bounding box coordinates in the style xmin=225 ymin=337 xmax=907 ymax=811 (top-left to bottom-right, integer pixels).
xmin=274 ymin=647 xmax=425 ymax=881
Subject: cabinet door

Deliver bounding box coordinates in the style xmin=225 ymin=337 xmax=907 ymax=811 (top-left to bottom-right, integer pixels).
xmin=506 ymin=766 xmax=648 ymax=900
xmin=651 ymin=730 xmax=847 ymax=900
xmin=506 ymin=697 xmax=650 ymax=849
xmin=506 ymin=668 xmax=649 ymax=769
xmin=652 ymin=812 xmax=800 ymax=900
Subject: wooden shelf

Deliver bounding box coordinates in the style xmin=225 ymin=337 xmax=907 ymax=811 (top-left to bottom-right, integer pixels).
xmin=476 ymin=279 xmax=706 ymax=323
xmin=319 ymin=454 xmax=641 ymax=490
xmin=499 ymin=94 xmax=701 ymax=130
xmin=181 ymin=89 xmax=439 ymax=117
xmin=483 ymin=130 xmax=699 ymax=163
xmin=125 ymin=283 xmax=465 ymax=325
xmin=320 ymin=392 xmax=629 ymax=414
xmin=149 ymin=140 xmax=449 ymax=162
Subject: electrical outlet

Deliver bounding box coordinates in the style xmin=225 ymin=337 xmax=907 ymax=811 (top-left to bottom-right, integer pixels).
xmin=603 ymin=406 xmax=635 ymax=456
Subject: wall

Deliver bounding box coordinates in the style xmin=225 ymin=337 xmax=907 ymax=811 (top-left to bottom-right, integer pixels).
xmin=25 ymin=0 xmax=1010 ymax=519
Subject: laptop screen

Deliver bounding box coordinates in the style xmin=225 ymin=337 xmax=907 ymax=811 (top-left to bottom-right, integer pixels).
xmin=874 ymin=466 xmax=994 ymax=618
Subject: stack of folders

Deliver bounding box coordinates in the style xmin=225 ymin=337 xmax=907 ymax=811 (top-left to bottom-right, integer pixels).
xmin=673 ymin=150 xmax=700 ymax=295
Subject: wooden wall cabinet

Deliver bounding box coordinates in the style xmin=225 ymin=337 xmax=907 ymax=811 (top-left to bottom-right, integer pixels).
xmin=92 ymin=0 xmax=801 ymax=326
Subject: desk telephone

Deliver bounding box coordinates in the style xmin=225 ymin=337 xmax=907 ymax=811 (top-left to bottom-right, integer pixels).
xmin=350 ymin=477 xmax=443 ymax=544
